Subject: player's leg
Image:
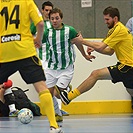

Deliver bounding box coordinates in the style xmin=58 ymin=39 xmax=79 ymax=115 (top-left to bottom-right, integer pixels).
xmin=126 ymin=88 xmax=133 ymax=109
xmin=49 ymin=86 xmax=63 ymax=122
xmin=0 ymin=63 xmax=19 ymax=116
xmin=55 ymin=64 xmax=74 ymax=105
xmin=52 ymin=96 xmax=63 ymax=122
xmin=41 ymin=60 xmax=63 ymax=122
xmin=45 ymin=68 xmax=63 ymax=122
xmin=59 ymin=67 xmax=112 ymax=105
xmin=19 ymin=56 xmax=63 ymax=132
xmin=4 ymin=87 xmax=19 ymax=117
xmin=34 ymin=81 xmax=58 ymax=128
xmin=54 ymin=84 xmax=72 ymax=116
xmin=115 ymin=63 xmax=133 ymax=109
xmin=34 ymin=82 xmax=63 ymax=132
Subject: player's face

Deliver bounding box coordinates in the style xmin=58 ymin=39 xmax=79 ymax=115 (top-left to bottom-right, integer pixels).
xmin=104 ymin=14 xmax=115 ymax=29
xmin=42 ymin=6 xmax=52 ymax=20
xmin=50 ymin=13 xmax=62 ymax=29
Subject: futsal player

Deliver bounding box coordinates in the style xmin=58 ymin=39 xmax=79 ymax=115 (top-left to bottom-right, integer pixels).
xmin=0 ymin=1 xmax=63 ymax=132
xmin=42 ymin=7 xmax=94 ymax=116
xmin=58 ymin=6 xmax=133 ymax=110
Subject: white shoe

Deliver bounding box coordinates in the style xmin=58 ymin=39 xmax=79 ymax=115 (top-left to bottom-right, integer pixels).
xmin=49 ymin=127 xmax=64 ymax=133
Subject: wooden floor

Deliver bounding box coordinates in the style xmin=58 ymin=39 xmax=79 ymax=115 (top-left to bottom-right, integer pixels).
xmin=0 ymin=113 xmax=133 ymax=133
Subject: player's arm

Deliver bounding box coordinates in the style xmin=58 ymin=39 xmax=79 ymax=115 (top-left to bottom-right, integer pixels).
xmin=29 ymin=1 xmax=44 ymax=48
xmin=82 ymin=40 xmax=114 ymax=56
xmin=34 ymin=21 xmax=44 ymax=48
xmin=70 ymin=29 xmax=95 ymax=61
xmin=74 ymin=43 xmax=95 ymax=62
xmin=99 ymin=46 xmax=114 ymax=55
xmin=72 ymin=34 xmax=114 ymax=56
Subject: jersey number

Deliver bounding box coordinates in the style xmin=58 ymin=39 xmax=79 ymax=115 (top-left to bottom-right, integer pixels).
xmin=0 ymin=5 xmax=20 ymax=30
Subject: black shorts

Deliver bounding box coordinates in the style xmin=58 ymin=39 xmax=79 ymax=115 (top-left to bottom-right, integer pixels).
xmin=0 ymin=56 xmax=46 ymax=84
xmin=108 ymin=62 xmax=133 ymax=88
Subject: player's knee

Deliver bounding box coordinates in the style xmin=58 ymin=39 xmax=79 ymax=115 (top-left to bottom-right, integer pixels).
xmin=90 ymin=69 xmax=101 ymax=79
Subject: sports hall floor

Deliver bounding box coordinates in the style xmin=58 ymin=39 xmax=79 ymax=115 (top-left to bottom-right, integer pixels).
xmin=0 ymin=114 xmax=133 ymax=133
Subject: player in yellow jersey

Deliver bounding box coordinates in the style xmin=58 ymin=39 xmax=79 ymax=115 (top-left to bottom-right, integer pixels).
xmin=57 ymin=6 xmax=133 ymax=109
xmin=0 ymin=0 xmax=63 ymax=133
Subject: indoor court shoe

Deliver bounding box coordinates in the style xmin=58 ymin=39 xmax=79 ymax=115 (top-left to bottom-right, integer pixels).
xmin=60 ymin=110 xmax=69 ymax=116
xmin=49 ymin=127 xmax=64 ymax=133
xmin=9 ymin=110 xmax=19 ymax=117
xmin=55 ymin=87 xmax=71 ymax=105
xmin=55 ymin=114 xmax=63 ymax=122
xmin=60 ymin=90 xmax=71 ymax=105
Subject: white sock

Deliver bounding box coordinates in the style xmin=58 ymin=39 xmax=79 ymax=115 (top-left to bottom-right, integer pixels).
xmin=9 ymin=104 xmax=16 ymax=113
xmin=53 ymin=96 xmax=62 ymax=116
xmin=57 ymin=98 xmax=62 ymax=110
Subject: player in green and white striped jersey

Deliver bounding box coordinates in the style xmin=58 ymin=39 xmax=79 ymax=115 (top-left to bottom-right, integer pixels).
xmin=30 ymin=1 xmax=53 ymax=69
xmin=43 ymin=7 xmax=95 ymax=115
xmin=30 ymin=2 xmax=69 ymax=122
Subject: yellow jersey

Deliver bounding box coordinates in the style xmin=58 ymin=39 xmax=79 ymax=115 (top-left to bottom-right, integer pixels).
xmin=0 ymin=0 xmax=43 ymax=62
xmin=103 ymin=22 xmax=133 ymax=67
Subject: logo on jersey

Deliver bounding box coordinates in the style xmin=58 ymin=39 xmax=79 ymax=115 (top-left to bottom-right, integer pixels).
xmin=65 ymin=34 xmax=69 ymax=40
xmin=1 ymin=34 xmax=21 ymax=43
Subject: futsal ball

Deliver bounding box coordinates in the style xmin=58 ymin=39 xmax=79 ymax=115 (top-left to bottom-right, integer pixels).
xmin=18 ymin=108 xmax=33 ymax=124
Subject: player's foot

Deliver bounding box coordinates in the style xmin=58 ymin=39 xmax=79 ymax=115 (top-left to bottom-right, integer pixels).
xmin=60 ymin=110 xmax=69 ymax=116
xmin=60 ymin=90 xmax=71 ymax=105
xmin=55 ymin=86 xmax=71 ymax=105
xmin=55 ymin=114 xmax=63 ymax=122
xmin=9 ymin=110 xmax=19 ymax=117
xmin=49 ymin=127 xmax=64 ymax=133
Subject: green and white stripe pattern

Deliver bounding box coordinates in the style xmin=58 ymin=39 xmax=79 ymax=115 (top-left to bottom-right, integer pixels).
xmin=39 ymin=20 xmax=52 ymax=61
xmin=45 ymin=24 xmax=77 ymax=70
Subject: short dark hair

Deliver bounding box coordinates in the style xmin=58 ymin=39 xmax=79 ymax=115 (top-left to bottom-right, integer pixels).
xmin=49 ymin=8 xmax=63 ymax=19
xmin=42 ymin=1 xmax=54 ymax=10
xmin=103 ymin=6 xmax=120 ymax=21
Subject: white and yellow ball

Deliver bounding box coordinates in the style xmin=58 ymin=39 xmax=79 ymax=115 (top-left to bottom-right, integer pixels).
xmin=18 ymin=108 xmax=33 ymax=124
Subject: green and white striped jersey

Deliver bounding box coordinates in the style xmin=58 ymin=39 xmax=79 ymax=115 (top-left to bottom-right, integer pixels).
xmin=44 ymin=23 xmax=78 ymax=70
xmin=30 ymin=20 xmax=52 ymax=61
xmin=39 ymin=20 xmax=52 ymax=61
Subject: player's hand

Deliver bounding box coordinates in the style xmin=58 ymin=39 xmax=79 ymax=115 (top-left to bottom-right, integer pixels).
xmin=85 ymin=46 xmax=95 ymax=62
xmin=87 ymin=46 xmax=94 ymax=55
xmin=84 ymin=54 xmax=96 ymax=62
xmin=34 ymin=37 xmax=42 ymax=48
xmin=71 ymin=32 xmax=83 ymax=45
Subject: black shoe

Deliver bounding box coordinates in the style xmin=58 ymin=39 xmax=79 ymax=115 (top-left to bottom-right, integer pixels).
xmin=55 ymin=86 xmax=71 ymax=105
xmin=60 ymin=90 xmax=71 ymax=105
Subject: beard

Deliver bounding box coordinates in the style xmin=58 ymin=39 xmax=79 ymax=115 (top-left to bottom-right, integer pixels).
xmin=107 ymin=21 xmax=115 ymax=29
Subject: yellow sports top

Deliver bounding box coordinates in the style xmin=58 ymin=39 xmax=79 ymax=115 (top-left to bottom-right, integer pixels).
xmin=103 ymin=22 xmax=133 ymax=67
xmin=0 ymin=0 xmax=43 ymax=62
